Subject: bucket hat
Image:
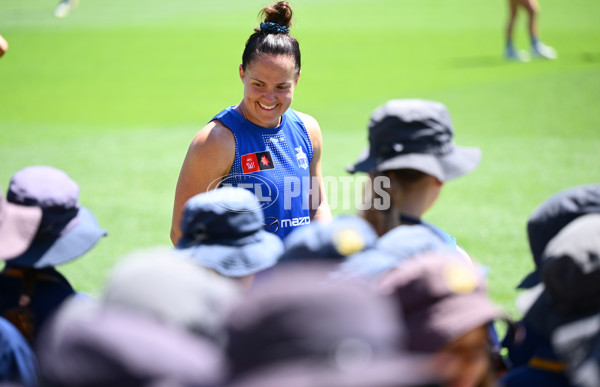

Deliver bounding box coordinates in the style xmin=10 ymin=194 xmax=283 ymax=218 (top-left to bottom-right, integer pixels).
xmin=37 ymin=297 xmax=226 ymax=387
xmin=377 ymin=252 xmax=503 ymax=352
xmin=552 ymin=312 xmax=600 ymax=387
xmin=0 ymin=186 xmax=42 ymax=260
xmin=347 ymin=99 xmax=481 ymax=182
xmin=225 ymin=263 xmax=439 ymax=387
xmin=279 ymin=215 xmax=378 ymax=263
xmin=102 ymin=247 xmax=240 ymax=345
xmin=6 ymin=166 xmax=106 ymax=268
xmin=176 ymin=187 xmax=284 ymax=277
xmin=339 ymin=224 xmax=452 ymax=281
xmin=518 ymin=184 xmax=600 ymax=289
xmin=523 ymin=214 xmax=600 ymax=337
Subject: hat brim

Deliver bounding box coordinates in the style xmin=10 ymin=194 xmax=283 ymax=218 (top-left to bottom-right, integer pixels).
xmin=337 ymin=249 xmax=399 ymax=282
xmin=516 ymin=270 xmax=541 ymax=290
xmin=552 ymin=311 xmax=600 ymax=383
xmin=0 ymin=202 xmax=42 ymax=260
xmin=346 ymin=147 xmax=375 ymax=174
xmin=347 ymin=146 xmax=481 ymax=182
xmin=522 ymin=284 xmax=597 ymax=338
xmin=227 ymin=355 xmax=437 ymax=387
xmin=38 ymin=298 xmax=226 ymax=387
xmin=515 ymin=282 xmax=545 ymax=315
xmin=406 ymin=291 xmax=504 ymax=352
xmin=177 ymin=231 xmax=283 ymax=277
xmin=8 ymin=206 xmax=107 ymax=268
xmin=338 ymin=241 xmax=456 ymax=283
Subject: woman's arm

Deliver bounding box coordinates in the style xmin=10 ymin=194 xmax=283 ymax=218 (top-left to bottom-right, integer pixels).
xmin=297 ymin=112 xmax=332 ymax=223
xmin=170 ymin=121 xmax=235 ymax=245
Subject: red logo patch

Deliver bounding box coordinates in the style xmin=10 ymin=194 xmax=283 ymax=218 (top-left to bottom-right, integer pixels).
xmin=242 ymin=153 xmax=260 ymax=174
xmin=241 ymin=151 xmax=275 ymax=174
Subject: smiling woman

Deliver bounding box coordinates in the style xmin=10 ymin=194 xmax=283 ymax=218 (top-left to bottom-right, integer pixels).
xmin=171 ymin=1 xmax=331 ymax=244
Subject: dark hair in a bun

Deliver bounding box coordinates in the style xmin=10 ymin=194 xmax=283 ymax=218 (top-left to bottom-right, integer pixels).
xmin=260 ymin=1 xmax=293 ymax=28
xmin=242 ymin=1 xmax=301 ymax=75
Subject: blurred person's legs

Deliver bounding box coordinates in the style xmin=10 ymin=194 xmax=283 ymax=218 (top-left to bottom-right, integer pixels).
xmin=506 ymin=0 xmax=556 ymax=61
xmin=521 ymin=0 xmax=557 ymax=59
xmin=505 ymin=0 xmax=530 ymax=61
xmin=521 ymin=0 xmax=540 ymax=45
xmin=54 ymin=0 xmax=79 ymax=18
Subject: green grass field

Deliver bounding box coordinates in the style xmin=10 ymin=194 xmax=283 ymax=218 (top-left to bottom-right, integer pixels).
xmin=1 ymin=0 xmax=599 ymax=316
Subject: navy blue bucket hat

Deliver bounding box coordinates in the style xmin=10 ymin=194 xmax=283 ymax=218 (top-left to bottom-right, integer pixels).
xmin=518 ymin=184 xmax=600 ymax=289
xmin=176 ymin=187 xmax=284 ymax=277
xmin=347 ymin=99 xmax=481 ymax=182
xmin=6 ymin=166 xmax=107 ymax=268
xmin=523 ymin=214 xmax=600 ymax=337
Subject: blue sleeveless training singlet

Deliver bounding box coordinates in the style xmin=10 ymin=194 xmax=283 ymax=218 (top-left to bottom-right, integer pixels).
xmin=212 ymin=106 xmax=313 ymax=240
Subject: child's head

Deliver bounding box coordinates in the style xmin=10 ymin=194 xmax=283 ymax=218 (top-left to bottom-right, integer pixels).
xmin=377 ymin=253 xmax=503 ymax=387
xmin=349 ymin=99 xmax=481 ymax=235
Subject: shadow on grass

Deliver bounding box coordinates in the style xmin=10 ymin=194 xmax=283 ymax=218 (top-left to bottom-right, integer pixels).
xmin=447 ymin=55 xmax=508 ymax=69
xmin=581 ymin=51 xmax=600 ymax=63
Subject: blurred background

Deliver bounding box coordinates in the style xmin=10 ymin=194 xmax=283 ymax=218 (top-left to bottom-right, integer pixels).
xmin=1 ymin=0 xmax=599 ymax=316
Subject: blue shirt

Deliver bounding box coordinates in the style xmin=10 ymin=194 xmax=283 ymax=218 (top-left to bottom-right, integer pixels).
xmin=0 ymin=316 xmax=39 ymax=387
xmin=501 ymin=319 xmax=570 ymax=387
xmin=213 ymin=106 xmax=313 ymax=240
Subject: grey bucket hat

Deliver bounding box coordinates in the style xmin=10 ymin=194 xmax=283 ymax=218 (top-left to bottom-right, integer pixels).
xmin=347 ymin=99 xmax=481 ymax=182
xmin=225 ymin=263 xmax=439 ymax=387
xmin=101 ymin=248 xmax=240 ymax=345
xmin=37 ymin=297 xmax=227 ymax=387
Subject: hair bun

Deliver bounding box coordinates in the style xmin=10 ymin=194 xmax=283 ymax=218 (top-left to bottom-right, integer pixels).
xmin=260 ymin=1 xmax=293 ymax=30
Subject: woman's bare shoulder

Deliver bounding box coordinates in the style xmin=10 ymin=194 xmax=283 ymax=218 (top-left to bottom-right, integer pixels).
xmin=294 ymin=110 xmax=322 ymax=150
xmin=191 ymin=120 xmax=235 ymax=150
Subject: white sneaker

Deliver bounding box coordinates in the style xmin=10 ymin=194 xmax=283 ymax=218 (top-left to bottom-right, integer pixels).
xmin=505 ymin=47 xmax=530 ymax=62
xmin=54 ymin=0 xmax=79 ymax=18
xmin=532 ymin=42 xmax=557 ymax=60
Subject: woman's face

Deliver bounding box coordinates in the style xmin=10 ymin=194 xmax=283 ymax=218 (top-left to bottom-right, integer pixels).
xmin=434 ymin=326 xmax=491 ymax=387
xmin=239 ymin=54 xmax=299 ymax=128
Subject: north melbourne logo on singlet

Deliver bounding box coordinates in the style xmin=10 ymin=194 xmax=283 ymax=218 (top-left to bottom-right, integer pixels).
xmin=241 ymin=151 xmax=275 ymax=174
xmin=295 ymin=146 xmax=308 ymax=170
